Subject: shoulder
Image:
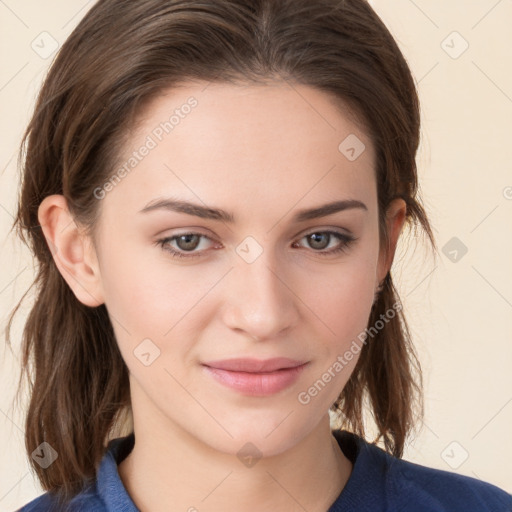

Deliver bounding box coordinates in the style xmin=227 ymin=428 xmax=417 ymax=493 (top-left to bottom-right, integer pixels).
xmin=15 ymin=434 xmax=136 ymax=512
xmin=15 ymin=484 xmax=105 ymax=512
xmin=384 ymin=451 xmax=512 ymax=511
xmin=334 ymin=430 xmax=512 ymax=512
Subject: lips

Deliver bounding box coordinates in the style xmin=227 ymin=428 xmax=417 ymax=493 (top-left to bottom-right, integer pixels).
xmin=202 ymin=357 xmax=307 ymax=373
xmin=201 ymin=357 xmax=309 ymax=396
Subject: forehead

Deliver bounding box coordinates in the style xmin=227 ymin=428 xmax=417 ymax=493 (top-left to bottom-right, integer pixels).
xmin=103 ymin=80 xmax=376 ymax=222
xmin=136 ymin=79 xmax=370 ymax=151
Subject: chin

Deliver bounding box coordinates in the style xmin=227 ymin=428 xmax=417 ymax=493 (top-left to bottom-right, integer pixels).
xmin=192 ymin=409 xmax=322 ymax=459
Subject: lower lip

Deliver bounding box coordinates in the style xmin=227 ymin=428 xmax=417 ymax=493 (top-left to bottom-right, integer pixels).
xmin=202 ymin=363 xmax=309 ymax=396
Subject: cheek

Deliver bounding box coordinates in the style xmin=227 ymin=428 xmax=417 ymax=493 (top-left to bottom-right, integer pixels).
xmin=99 ymin=243 xmax=226 ymax=381
xmin=303 ymin=253 xmax=378 ymax=344
xmin=294 ymin=258 xmax=377 ymax=410
xmin=99 ymin=237 xmax=201 ymax=329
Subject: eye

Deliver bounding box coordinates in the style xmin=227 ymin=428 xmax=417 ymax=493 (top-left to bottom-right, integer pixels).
xmin=292 ymin=230 xmax=357 ymax=256
xmin=156 ymin=232 xmax=215 ymax=259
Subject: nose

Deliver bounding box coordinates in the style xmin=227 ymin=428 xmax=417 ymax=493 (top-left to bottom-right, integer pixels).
xmin=221 ymin=250 xmax=300 ymax=341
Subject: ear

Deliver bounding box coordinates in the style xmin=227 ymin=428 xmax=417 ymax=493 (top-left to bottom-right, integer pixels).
xmin=376 ymin=198 xmax=407 ymax=284
xmin=37 ymin=194 xmax=104 ymax=307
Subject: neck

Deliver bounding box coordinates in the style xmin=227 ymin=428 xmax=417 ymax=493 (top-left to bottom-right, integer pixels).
xmin=118 ymin=399 xmax=352 ymax=512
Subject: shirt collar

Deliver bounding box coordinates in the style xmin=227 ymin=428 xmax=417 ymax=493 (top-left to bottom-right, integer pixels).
xmin=97 ymin=432 xmax=139 ymax=511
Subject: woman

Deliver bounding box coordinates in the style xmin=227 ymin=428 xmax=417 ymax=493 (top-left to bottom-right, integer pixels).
xmin=8 ymin=0 xmax=511 ymax=510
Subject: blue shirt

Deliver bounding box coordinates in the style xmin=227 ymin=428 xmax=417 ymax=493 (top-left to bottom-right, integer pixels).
xmin=17 ymin=430 xmax=512 ymax=511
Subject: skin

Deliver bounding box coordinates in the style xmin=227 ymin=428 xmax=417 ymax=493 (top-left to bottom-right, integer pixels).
xmin=38 ymin=80 xmax=406 ymax=512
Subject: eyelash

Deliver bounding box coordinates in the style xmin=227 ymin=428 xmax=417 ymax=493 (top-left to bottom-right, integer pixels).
xmin=156 ymin=230 xmax=357 ymax=260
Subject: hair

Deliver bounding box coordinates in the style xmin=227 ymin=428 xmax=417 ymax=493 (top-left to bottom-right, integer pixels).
xmin=6 ymin=0 xmax=436 ymax=506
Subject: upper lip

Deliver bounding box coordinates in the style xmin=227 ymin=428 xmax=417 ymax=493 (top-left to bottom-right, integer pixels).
xmin=202 ymin=357 xmax=308 ymax=373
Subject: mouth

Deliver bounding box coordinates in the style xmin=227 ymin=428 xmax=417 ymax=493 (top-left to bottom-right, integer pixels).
xmin=201 ymin=358 xmax=310 ymax=396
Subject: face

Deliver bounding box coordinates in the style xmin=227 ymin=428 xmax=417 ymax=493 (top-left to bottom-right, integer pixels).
xmin=77 ymin=81 xmax=399 ymax=456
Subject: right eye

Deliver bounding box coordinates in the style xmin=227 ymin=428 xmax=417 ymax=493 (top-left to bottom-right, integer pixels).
xmin=156 ymin=232 xmax=217 ymax=259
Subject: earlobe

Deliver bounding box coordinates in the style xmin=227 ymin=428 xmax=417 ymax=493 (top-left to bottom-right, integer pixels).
xmin=377 ymin=198 xmax=407 ymax=283
xmin=37 ymin=195 xmax=104 ymax=307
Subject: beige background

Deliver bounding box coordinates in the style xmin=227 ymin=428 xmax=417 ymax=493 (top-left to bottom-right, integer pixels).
xmin=1 ymin=0 xmax=511 ymax=509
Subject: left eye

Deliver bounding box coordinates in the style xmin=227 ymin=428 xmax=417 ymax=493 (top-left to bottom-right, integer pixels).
xmin=156 ymin=230 xmax=356 ymax=259
xmin=292 ymin=230 xmax=356 ymax=256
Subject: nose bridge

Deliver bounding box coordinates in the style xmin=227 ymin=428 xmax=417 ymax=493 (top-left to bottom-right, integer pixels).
xmin=224 ymin=244 xmax=298 ymax=340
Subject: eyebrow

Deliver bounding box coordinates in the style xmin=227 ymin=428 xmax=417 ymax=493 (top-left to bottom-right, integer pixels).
xmin=138 ymin=197 xmax=368 ymax=223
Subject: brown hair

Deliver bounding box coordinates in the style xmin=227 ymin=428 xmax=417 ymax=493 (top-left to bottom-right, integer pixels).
xmin=6 ymin=0 xmax=436 ymax=505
